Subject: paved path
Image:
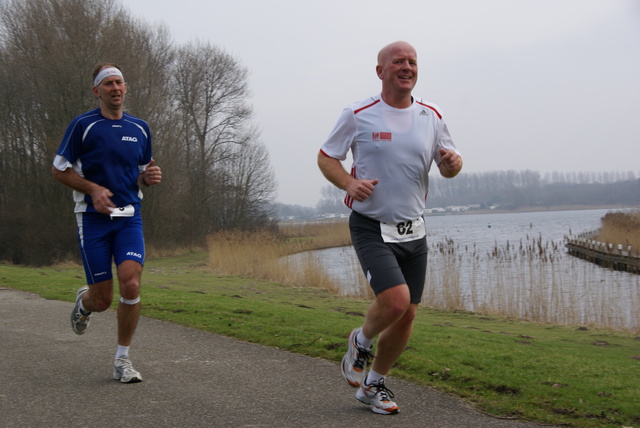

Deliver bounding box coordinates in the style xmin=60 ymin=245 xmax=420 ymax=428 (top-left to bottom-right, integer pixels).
xmin=0 ymin=288 xmax=540 ymax=427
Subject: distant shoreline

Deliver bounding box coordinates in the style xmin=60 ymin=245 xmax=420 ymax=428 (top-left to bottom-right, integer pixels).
xmin=281 ymin=205 xmax=637 ymax=223
xmin=425 ymin=205 xmax=636 ymax=217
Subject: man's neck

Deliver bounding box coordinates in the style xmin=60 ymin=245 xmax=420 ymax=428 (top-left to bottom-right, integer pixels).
xmin=381 ymin=91 xmax=413 ymax=109
xmin=100 ymin=105 xmax=124 ymax=120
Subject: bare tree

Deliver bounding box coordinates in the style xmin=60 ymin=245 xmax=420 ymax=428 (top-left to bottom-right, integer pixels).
xmin=170 ymin=41 xmax=274 ymax=238
xmin=0 ymin=0 xmax=174 ymax=263
xmin=213 ymin=139 xmax=277 ymax=230
xmin=316 ymin=185 xmax=350 ymax=215
xmin=0 ymin=0 xmax=278 ymax=263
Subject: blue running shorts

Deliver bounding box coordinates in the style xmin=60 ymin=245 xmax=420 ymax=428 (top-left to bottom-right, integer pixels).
xmin=75 ymin=208 xmax=145 ymax=284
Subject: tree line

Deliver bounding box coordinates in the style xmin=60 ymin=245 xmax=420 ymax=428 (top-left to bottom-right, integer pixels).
xmin=0 ymin=0 xmax=276 ymax=265
xmin=288 ymin=170 xmax=638 ymax=219
xmin=425 ymin=170 xmax=639 ymax=210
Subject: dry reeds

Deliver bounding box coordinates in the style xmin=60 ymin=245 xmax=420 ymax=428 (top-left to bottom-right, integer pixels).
xmin=207 ymin=220 xmax=350 ymax=292
xmin=597 ymin=210 xmax=640 ymax=254
xmin=206 ymin=216 xmax=640 ymax=332
xmin=423 ymin=233 xmax=639 ymax=332
xmin=278 ymin=220 xmax=352 ymax=251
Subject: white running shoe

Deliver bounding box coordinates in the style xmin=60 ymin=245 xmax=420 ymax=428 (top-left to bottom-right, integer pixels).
xmin=356 ymin=378 xmax=399 ymax=415
xmin=70 ymin=286 xmax=91 ymax=335
xmin=341 ymin=327 xmax=373 ymax=387
xmin=113 ymin=357 xmax=143 ymax=383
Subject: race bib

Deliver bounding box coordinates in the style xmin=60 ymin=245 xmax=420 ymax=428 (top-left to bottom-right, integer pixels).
xmin=109 ymin=204 xmax=135 ymax=218
xmin=380 ymin=216 xmax=426 ymax=243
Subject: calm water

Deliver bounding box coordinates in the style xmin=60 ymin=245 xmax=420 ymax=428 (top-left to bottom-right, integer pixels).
xmin=287 ymin=209 xmax=639 ymax=331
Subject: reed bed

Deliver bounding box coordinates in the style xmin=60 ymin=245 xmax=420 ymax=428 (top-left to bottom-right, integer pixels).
xmin=207 ymin=215 xmax=640 ymax=332
xmin=207 ymin=220 xmax=350 ymax=293
xmin=424 ymin=234 xmax=640 ymax=332
xmin=278 ymin=220 xmax=353 ymax=250
xmin=597 ymin=209 xmax=640 ymax=254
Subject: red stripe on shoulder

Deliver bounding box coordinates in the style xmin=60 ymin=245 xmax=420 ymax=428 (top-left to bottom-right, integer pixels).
xmin=354 ymin=99 xmax=381 ymax=115
xmin=416 ymin=101 xmax=442 ymax=119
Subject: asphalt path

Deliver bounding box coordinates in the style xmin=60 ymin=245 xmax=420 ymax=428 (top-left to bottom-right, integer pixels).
xmin=0 ymin=288 xmax=542 ymax=427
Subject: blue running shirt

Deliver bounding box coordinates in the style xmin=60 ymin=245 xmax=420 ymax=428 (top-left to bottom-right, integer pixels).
xmin=53 ymin=108 xmax=153 ymax=213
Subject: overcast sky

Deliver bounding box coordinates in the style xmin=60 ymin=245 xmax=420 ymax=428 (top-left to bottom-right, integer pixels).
xmin=124 ymin=0 xmax=640 ymax=207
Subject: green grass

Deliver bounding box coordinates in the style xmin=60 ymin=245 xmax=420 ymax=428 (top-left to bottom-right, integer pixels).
xmin=1 ymin=252 xmax=639 ymax=427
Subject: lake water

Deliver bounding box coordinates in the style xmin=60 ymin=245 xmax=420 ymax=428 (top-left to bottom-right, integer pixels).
xmin=287 ymin=209 xmax=639 ymax=331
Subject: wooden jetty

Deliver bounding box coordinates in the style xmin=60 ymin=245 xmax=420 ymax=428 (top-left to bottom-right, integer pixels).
xmin=565 ymin=229 xmax=639 ymax=274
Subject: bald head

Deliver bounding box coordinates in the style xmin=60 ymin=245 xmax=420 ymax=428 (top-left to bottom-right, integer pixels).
xmin=377 ymin=41 xmax=417 ymax=66
xmin=375 ymin=41 xmax=418 ymax=107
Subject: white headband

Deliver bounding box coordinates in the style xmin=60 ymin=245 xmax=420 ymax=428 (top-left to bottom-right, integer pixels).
xmin=93 ymin=67 xmax=124 ymax=87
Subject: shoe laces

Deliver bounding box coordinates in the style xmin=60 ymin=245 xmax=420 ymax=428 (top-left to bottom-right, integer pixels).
xmin=116 ymin=357 xmax=133 ymax=370
xmin=369 ymin=379 xmax=395 ymax=401
xmin=354 ymin=345 xmax=373 ymax=370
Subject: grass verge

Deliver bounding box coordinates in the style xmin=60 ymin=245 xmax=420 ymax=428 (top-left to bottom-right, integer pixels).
xmin=1 ymin=252 xmax=639 ymax=427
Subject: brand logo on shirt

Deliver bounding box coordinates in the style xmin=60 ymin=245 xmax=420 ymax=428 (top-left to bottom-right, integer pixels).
xmin=372 ymin=132 xmax=392 ymax=142
xmin=122 ymin=136 xmax=138 ymax=142
xmin=419 ymin=109 xmax=428 ymax=116
xmin=126 ymin=251 xmax=142 ymax=259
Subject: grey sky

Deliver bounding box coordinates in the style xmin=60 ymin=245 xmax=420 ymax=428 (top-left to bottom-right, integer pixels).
xmin=124 ymin=0 xmax=640 ymax=207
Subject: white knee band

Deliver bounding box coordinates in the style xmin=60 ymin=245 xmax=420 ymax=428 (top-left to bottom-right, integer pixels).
xmin=120 ymin=296 xmax=140 ymax=305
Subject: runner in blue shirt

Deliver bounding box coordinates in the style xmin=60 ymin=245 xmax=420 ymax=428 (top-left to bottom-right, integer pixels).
xmin=52 ymin=63 xmax=162 ymax=383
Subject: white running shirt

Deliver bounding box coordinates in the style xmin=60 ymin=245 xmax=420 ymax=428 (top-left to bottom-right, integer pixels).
xmin=320 ymin=94 xmax=459 ymax=223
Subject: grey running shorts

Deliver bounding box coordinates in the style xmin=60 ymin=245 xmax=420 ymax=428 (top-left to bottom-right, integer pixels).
xmin=349 ymin=211 xmax=427 ymax=303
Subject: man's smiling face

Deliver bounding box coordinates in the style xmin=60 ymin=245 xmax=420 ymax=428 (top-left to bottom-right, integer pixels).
xmin=376 ymin=42 xmax=418 ymax=95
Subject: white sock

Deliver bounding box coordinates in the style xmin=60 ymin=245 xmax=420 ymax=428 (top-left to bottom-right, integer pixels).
xmin=78 ymin=300 xmax=91 ymax=315
xmin=356 ymin=329 xmax=374 ymax=349
xmin=115 ymin=345 xmax=129 ymax=361
xmin=366 ymin=369 xmax=385 ymax=385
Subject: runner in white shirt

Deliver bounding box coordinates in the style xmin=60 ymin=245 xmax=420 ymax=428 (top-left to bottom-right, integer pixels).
xmin=318 ymin=41 xmax=463 ymax=415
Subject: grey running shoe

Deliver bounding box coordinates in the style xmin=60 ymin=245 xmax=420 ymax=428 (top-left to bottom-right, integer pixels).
xmin=113 ymin=357 xmax=143 ymax=383
xmin=356 ymin=378 xmax=399 ymax=415
xmin=70 ymin=286 xmax=91 ymax=335
xmin=341 ymin=327 xmax=373 ymax=387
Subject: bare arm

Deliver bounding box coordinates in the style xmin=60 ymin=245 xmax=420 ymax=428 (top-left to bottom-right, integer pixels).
xmin=317 ymin=151 xmax=378 ymax=202
xmin=437 ymin=148 xmax=463 ymax=178
xmin=51 ymin=166 xmax=115 ymax=215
